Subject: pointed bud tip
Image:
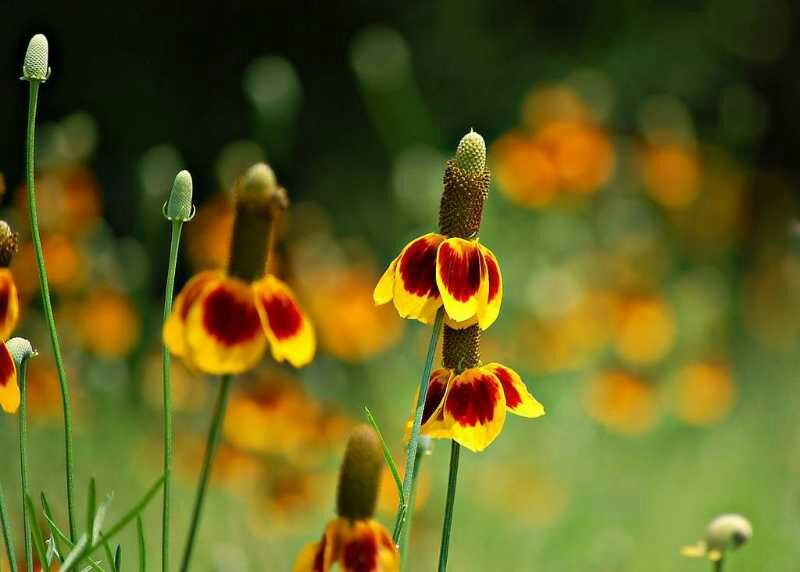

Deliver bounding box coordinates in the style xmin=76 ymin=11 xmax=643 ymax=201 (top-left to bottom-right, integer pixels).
xmin=22 ymin=34 xmax=49 ymax=82
xmin=237 ymin=162 xmax=288 ymax=210
xmin=165 ymin=170 xmax=194 ymax=221
xmin=455 ymin=129 xmax=486 ymax=174
xmin=336 ymin=424 xmax=383 ymax=520
xmin=6 ymin=338 xmax=36 ymax=365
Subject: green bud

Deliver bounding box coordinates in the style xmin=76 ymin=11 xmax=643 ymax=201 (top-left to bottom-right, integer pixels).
xmin=455 ymin=130 xmax=486 ymax=174
xmin=336 ymin=424 xmax=383 ymax=520
xmin=164 ymin=170 xmax=195 ymax=222
xmin=6 ymin=338 xmax=37 ymax=366
xmin=22 ymin=34 xmax=50 ymax=82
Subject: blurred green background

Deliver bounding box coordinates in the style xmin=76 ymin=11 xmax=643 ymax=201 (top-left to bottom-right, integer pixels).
xmin=2 ymin=1 xmax=800 ymax=570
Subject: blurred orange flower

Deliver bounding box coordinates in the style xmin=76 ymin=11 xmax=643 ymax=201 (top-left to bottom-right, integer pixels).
xmin=12 ymin=235 xmax=86 ymax=301
xmin=77 ymin=287 xmax=141 ymax=358
xmin=612 ymin=294 xmax=675 ymax=366
xmin=640 ymin=142 xmax=701 ymax=209
xmin=583 ymin=370 xmax=658 ymax=435
xmin=185 ymin=194 xmax=234 ymax=272
xmin=673 ymin=362 xmax=735 ymax=426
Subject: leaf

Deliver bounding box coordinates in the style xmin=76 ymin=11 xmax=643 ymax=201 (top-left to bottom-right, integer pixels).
xmin=136 ymin=516 xmax=146 ymax=572
xmin=45 ymin=536 xmax=60 ymax=565
xmin=41 ymin=492 xmax=67 ymax=561
xmin=24 ymin=494 xmax=48 ymax=567
xmin=85 ymin=478 xmax=96 ymax=542
xmin=60 ymin=533 xmax=88 ymax=571
xmin=114 ymin=545 xmax=122 ymax=571
xmin=364 ymin=406 xmax=405 ymax=505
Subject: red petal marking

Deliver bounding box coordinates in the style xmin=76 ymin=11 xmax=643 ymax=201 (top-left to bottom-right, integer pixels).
xmin=0 ymin=346 xmax=13 ymax=387
xmin=342 ymin=533 xmax=378 ymax=572
xmin=492 ymin=366 xmax=521 ymax=408
xmin=438 ymin=242 xmax=482 ymax=302
xmin=313 ymin=533 xmax=326 ymax=572
xmin=180 ymin=277 xmax=213 ymax=320
xmin=422 ymin=376 xmax=448 ymax=424
xmin=445 ymin=373 xmax=499 ymax=427
xmin=0 ymin=280 xmax=10 ymax=322
xmin=378 ymin=528 xmax=394 ymax=552
xmin=261 ymin=291 xmax=303 ymax=340
xmin=485 ymin=253 xmax=500 ymax=303
xmin=202 ymin=285 xmax=262 ymax=346
xmin=399 ymin=237 xmax=440 ymax=298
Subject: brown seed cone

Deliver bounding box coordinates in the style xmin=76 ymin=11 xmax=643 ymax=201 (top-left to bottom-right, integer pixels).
xmin=336 ymin=424 xmax=383 ymax=520
xmin=438 ymin=161 xmax=491 ymax=240
xmin=442 ymin=324 xmax=481 ymax=372
xmin=0 ymin=222 xmax=19 ymax=268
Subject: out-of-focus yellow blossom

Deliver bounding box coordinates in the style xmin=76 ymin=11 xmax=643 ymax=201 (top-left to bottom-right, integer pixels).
xmin=0 ymin=341 xmax=20 ymax=413
xmin=12 ymin=235 xmax=86 ymax=301
xmin=76 ymin=287 xmax=141 ymax=358
xmin=640 ymin=142 xmax=701 ymax=209
xmin=376 ymin=463 xmax=430 ymax=517
xmin=141 ymin=352 xmax=209 ymax=412
xmin=583 ymin=370 xmax=658 ymax=435
xmin=473 ymin=466 xmax=570 ymax=526
xmin=612 ymin=294 xmax=675 ymax=366
xmin=673 ymin=362 xmax=735 ymax=426
xmin=185 ymin=194 xmax=234 ymax=272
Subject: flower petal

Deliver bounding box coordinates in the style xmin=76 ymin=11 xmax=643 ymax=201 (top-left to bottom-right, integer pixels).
xmin=293 ymin=519 xmax=341 ymax=572
xmin=341 ymin=520 xmax=398 ymax=572
xmin=477 ymin=245 xmax=502 ymax=329
xmin=253 ymin=276 xmax=316 ymax=367
xmin=183 ymin=277 xmax=266 ymax=374
xmin=0 ymin=270 xmax=19 ymax=340
xmin=163 ymin=271 xmax=221 ymax=358
xmin=368 ymin=520 xmax=400 ymax=572
xmin=404 ymin=369 xmax=454 ymax=440
xmin=483 ymin=363 xmax=544 ymax=418
xmin=0 ymin=343 xmax=19 ymax=414
xmin=373 ymin=256 xmax=398 ymax=305
xmin=436 ymin=238 xmax=487 ymax=323
xmin=443 ymin=368 xmax=506 ymax=452
xmin=393 ymin=233 xmax=444 ymax=321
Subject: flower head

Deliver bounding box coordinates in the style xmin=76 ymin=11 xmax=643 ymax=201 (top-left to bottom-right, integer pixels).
xmin=374 ymin=132 xmax=503 ymax=330
xmin=682 ymin=513 xmax=752 ymax=562
xmin=163 ymin=163 xmax=315 ymax=374
xmin=0 ymin=340 xmax=23 ymax=413
xmin=408 ymin=361 xmax=544 ymax=452
xmin=0 ymin=221 xmax=20 ymax=340
xmin=294 ymin=425 xmax=399 ymax=571
xmin=22 ymin=34 xmax=50 ymax=82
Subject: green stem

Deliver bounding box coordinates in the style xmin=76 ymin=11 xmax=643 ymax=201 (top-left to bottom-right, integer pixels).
xmin=18 ymin=360 xmax=31 ymax=572
xmin=25 ymin=80 xmax=77 ymax=540
xmin=399 ymin=444 xmax=425 ymax=569
xmin=161 ymin=221 xmax=183 ymax=572
xmin=180 ymin=375 xmax=233 ymax=572
xmin=393 ymin=308 xmax=444 ymax=544
xmin=0 ymin=480 xmax=18 ymax=572
xmin=714 ymin=558 xmax=724 ymax=572
xmin=437 ymin=441 xmax=461 ymax=572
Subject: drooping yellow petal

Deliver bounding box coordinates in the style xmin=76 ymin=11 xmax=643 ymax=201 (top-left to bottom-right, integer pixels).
xmin=163 ymin=271 xmax=222 ymax=358
xmin=0 ymin=343 xmax=19 ymax=414
xmin=435 ymin=238 xmax=487 ymax=324
xmin=293 ymin=518 xmax=343 ymax=572
xmin=680 ymin=542 xmax=708 ymax=559
xmin=0 ymin=270 xmax=19 ymax=340
xmin=482 ymin=363 xmax=544 ymax=418
xmin=339 ymin=520 xmax=399 ymax=572
xmin=443 ymin=368 xmax=506 ymax=452
xmin=476 ymin=244 xmax=502 ymax=330
xmin=183 ymin=277 xmax=267 ymax=374
xmin=392 ymin=233 xmax=445 ymax=321
xmin=373 ymin=256 xmax=398 ymax=305
xmin=253 ymin=275 xmax=316 ymax=368
xmin=404 ymin=368 xmax=454 ymax=441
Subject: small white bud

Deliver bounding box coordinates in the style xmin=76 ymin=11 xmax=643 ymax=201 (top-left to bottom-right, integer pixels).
xmin=22 ymin=34 xmax=50 ymax=82
xmin=164 ymin=170 xmax=195 ymax=222
xmin=6 ymin=337 xmax=37 ymax=365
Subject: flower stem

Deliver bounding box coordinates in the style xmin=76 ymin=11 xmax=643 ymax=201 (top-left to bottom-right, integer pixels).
xmin=399 ymin=444 xmax=425 ymax=569
xmin=18 ymin=359 xmax=31 ymax=572
xmin=180 ymin=374 xmax=233 ymax=572
xmin=714 ymin=558 xmax=724 ymax=572
xmin=393 ymin=308 xmax=444 ymax=544
xmin=25 ymin=81 xmax=77 ymax=540
xmin=437 ymin=441 xmax=461 ymax=572
xmin=161 ymin=221 xmax=184 ymax=572
xmin=0 ymin=480 xmax=18 ymax=572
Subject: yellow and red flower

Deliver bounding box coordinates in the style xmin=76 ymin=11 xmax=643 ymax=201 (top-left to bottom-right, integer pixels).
xmin=408 ymin=363 xmax=544 ymax=452
xmin=374 ymin=233 xmax=502 ymax=330
xmin=293 ymin=517 xmax=399 ymax=572
xmin=0 ymin=269 xmax=19 ymax=341
xmin=0 ymin=342 xmax=20 ymax=413
xmin=163 ymin=270 xmax=315 ymax=374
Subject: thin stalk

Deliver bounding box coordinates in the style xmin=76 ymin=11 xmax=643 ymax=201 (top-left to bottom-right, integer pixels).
xmin=25 ymin=81 xmax=77 ymax=540
xmin=437 ymin=441 xmax=461 ymax=572
xmin=393 ymin=308 xmax=444 ymax=544
xmin=161 ymin=220 xmax=183 ymax=572
xmin=179 ymin=375 xmax=233 ymax=572
xmin=714 ymin=558 xmax=724 ymax=572
xmin=399 ymin=445 xmax=425 ymax=569
xmin=18 ymin=359 xmax=31 ymax=572
xmin=0 ymin=481 xmax=17 ymax=572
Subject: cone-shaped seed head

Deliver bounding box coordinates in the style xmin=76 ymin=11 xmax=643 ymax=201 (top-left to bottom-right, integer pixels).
xmin=0 ymin=222 xmax=19 ymax=267
xmin=23 ymin=34 xmax=49 ymax=81
xmin=455 ymin=130 xmax=486 ymax=175
xmin=165 ymin=170 xmax=194 ymax=221
xmin=706 ymin=514 xmax=752 ymax=552
xmin=6 ymin=337 xmax=36 ymax=365
xmin=336 ymin=424 xmax=383 ymax=520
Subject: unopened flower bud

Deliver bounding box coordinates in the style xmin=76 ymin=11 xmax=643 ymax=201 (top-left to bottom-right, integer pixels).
xmin=22 ymin=34 xmax=49 ymax=82
xmin=0 ymin=222 xmax=19 ymax=268
xmin=455 ymin=130 xmax=486 ymax=175
xmin=164 ymin=170 xmax=195 ymax=222
xmin=706 ymin=514 xmax=752 ymax=553
xmin=336 ymin=424 xmax=383 ymax=520
xmin=6 ymin=337 xmax=36 ymax=366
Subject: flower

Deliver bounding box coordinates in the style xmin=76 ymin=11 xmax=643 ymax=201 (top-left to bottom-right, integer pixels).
xmin=294 ymin=425 xmax=399 ymax=572
xmin=163 ymin=163 xmax=315 ymax=374
xmin=582 ymin=370 xmax=658 ymax=435
xmin=0 ymin=221 xmax=20 ymax=339
xmin=0 ymin=341 xmax=20 ymax=413
xmin=409 ymin=363 xmax=544 ymax=452
xmin=682 ymin=513 xmax=752 ymax=562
